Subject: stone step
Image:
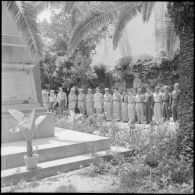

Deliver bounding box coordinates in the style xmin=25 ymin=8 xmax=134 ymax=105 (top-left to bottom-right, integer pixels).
xmin=1 ymin=146 xmax=133 ymax=187
xmin=1 ymin=127 xmax=111 ymax=170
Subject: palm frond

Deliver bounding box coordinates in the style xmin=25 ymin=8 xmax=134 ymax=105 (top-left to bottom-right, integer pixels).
xmin=34 ymin=115 xmax=47 ymax=129
xmin=70 ymin=7 xmax=81 ymax=28
xmin=67 ymin=2 xmax=133 ymax=57
xmin=8 ymin=109 xmax=25 ymax=122
xmin=3 ymin=1 xmax=44 ymax=56
xmin=113 ymin=5 xmax=139 ymax=50
xmin=142 ymin=2 xmax=155 ymax=22
xmin=25 ymin=109 xmax=35 ymax=130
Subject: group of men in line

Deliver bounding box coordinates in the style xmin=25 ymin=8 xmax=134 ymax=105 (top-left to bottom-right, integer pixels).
xmin=42 ymin=83 xmax=180 ymax=124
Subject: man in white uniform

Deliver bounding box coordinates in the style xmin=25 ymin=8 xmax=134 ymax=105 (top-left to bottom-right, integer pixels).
xmin=57 ymin=87 xmax=67 ymax=117
xmin=78 ymin=88 xmax=85 ymax=114
xmin=113 ymin=88 xmax=121 ymax=121
xmin=103 ymin=88 xmax=112 ymax=121
xmin=94 ymin=87 xmax=103 ymax=114
xmin=86 ymin=88 xmax=94 ymax=116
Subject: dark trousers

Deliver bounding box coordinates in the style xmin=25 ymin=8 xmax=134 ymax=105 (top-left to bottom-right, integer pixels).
xmin=145 ymin=103 xmax=153 ymax=123
xmin=49 ymin=102 xmax=54 ymax=112
xmin=172 ymin=104 xmax=179 ymax=122
xmin=59 ymin=100 xmax=65 ymax=115
xmin=162 ymin=102 xmax=169 ymax=121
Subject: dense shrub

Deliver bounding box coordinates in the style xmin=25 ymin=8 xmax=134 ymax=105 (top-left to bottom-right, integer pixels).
xmin=132 ymin=53 xmax=180 ymax=90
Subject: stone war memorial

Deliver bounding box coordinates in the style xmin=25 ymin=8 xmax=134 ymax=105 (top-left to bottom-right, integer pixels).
xmin=2 ymin=7 xmax=54 ymax=143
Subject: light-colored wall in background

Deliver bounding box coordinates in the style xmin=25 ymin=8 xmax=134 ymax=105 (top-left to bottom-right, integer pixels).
xmin=91 ymin=2 xmax=177 ymax=68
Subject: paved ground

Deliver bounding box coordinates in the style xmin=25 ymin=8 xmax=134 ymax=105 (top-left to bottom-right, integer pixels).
xmin=1 ymin=167 xmax=120 ymax=192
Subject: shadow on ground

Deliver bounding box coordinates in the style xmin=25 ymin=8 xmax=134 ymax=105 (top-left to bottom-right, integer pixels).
xmin=55 ymin=184 xmax=77 ymax=192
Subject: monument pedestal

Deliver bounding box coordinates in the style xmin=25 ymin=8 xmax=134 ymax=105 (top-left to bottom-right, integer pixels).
xmin=2 ymin=7 xmax=54 ymax=143
xmin=1 ymin=63 xmax=54 ymax=143
xmin=2 ymin=110 xmax=54 ymax=143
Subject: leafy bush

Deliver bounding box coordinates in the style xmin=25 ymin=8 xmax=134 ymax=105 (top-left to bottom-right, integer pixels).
xmin=86 ymin=121 xmax=193 ymax=193
xmin=55 ymin=112 xmax=110 ymax=136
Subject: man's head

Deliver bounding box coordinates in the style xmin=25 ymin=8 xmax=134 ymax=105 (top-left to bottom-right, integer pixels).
xmin=155 ymin=86 xmax=160 ymax=92
xmin=88 ymin=88 xmax=91 ymax=93
xmin=70 ymin=88 xmax=75 ymax=93
xmin=174 ymin=83 xmax=179 ymax=90
xmin=137 ymin=88 xmax=142 ymax=94
xmin=128 ymin=89 xmax=133 ymax=95
xmin=105 ymin=88 xmax=109 ymax=93
xmin=163 ymin=85 xmax=168 ymax=92
xmin=146 ymin=87 xmax=151 ymax=93
xmin=96 ymin=87 xmax=99 ymax=92
xmin=59 ymin=87 xmax=63 ymax=92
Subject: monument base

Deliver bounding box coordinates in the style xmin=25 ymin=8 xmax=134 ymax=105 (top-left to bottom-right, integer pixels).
xmin=2 ymin=108 xmax=54 ymax=143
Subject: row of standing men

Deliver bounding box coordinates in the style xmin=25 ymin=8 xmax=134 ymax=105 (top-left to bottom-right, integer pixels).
xmin=42 ymin=83 xmax=180 ymax=124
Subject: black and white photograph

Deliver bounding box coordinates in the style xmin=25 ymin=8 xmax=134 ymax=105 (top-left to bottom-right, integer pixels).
xmin=1 ymin=1 xmax=194 ymax=193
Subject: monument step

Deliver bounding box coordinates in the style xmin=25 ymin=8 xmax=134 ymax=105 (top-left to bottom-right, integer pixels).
xmin=1 ymin=127 xmax=111 ymax=170
xmin=1 ymin=146 xmax=132 ymax=187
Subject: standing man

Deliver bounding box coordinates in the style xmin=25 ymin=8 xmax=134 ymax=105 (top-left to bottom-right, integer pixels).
xmin=94 ymin=87 xmax=103 ymax=114
xmin=128 ymin=89 xmax=136 ymax=123
xmin=86 ymin=88 xmax=94 ymax=116
xmin=135 ymin=88 xmax=145 ymax=124
xmin=103 ymin=88 xmax=112 ymax=121
xmin=162 ymin=85 xmax=171 ymax=122
xmin=57 ymin=87 xmax=67 ymax=117
xmin=78 ymin=88 xmax=85 ymax=114
xmin=42 ymin=89 xmax=49 ymax=111
xmin=153 ymin=86 xmax=163 ymax=124
xmin=68 ymin=87 xmax=77 ymax=112
xmin=121 ymin=89 xmax=128 ymax=122
xmin=144 ymin=87 xmax=153 ymax=123
xmin=113 ymin=88 xmax=121 ymax=121
xmin=49 ymin=90 xmax=57 ymax=113
xmin=170 ymin=83 xmax=180 ymax=122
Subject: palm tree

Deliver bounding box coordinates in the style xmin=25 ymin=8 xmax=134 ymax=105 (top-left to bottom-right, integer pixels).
xmin=67 ymin=1 xmax=155 ymax=57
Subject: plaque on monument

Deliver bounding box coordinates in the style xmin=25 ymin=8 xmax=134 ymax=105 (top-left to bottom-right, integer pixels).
xmin=2 ymin=66 xmax=37 ymax=104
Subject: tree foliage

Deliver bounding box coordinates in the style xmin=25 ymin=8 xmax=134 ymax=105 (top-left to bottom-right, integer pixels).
xmin=115 ymin=53 xmax=180 ymax=91
xmin=3 ymin=1 xmax=44 ymax=56
xmin=67 ymin=2 xmax=155 ymax=56
xmin=88 ymin=64 xmax=115 ymax=90
xmin=39 ymin=3 xmax=109 ymax=94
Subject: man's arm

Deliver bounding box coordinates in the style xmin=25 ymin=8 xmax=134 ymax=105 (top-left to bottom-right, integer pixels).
xmin=169 ymin=92 xmax=172 ymax=108
xmin=56 ymin=93 xmax=59 ymax=103
xmin=65 ymin=93 xmax=67 ymax=108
